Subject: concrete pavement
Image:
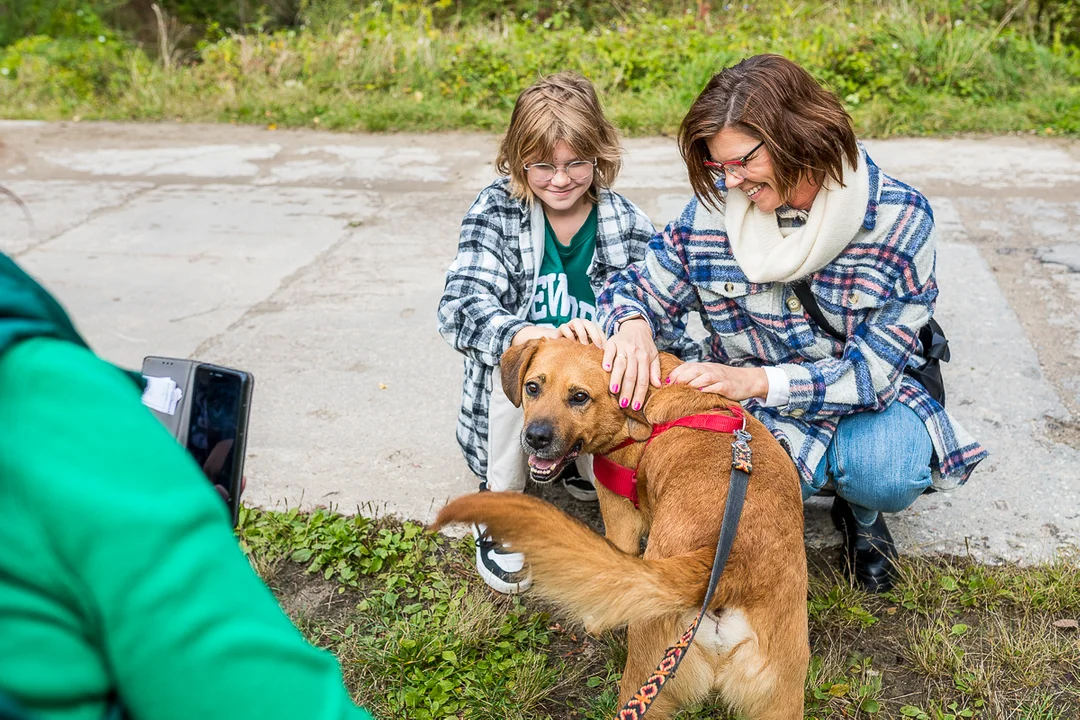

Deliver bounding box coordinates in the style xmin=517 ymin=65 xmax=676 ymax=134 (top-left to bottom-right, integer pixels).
xmin=1 ymin=120 xmax=1078 ymax=563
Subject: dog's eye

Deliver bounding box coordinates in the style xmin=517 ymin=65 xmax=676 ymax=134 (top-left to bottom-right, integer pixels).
xmin=524 ymin=381 xmax=540 ymax=397
xmin=569 ymin=391 xmax=590 ymax=406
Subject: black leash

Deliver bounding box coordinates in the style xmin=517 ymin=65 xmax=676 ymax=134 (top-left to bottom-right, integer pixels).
xmin=615 ymin=428 xmax=752 ymax=719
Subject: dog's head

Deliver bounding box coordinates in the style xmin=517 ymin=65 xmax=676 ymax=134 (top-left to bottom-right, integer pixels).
xmin=500 ymin=338 xmax=658 ymax=482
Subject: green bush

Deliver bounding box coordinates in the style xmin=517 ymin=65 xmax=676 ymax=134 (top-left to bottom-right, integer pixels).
xmin=0 ymin=0 xmax=1077 ymax=135
xmin=0 ymin=33 xmax=136 ymax=107
xmin=0 ymin=0 xmax=118 ymax=47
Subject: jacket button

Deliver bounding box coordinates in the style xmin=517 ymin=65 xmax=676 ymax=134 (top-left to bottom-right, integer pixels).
xmin=848 ymin=292 xmax=860 ymax=306
xmin=786 ymin=296 xmax=802 ymax=312
xmin=789 ymin=408 xmax=805 ymax=418
xmin=724 ymin=282 xmax=735 ymax=292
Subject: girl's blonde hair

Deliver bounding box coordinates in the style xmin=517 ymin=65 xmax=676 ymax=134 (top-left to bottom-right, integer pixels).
xmin=496 ymin=72 xmax=622 ymax=205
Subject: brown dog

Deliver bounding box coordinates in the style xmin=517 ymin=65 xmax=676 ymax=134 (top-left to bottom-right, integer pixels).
xmin=432 ymin=338 xmax=809 ymax=719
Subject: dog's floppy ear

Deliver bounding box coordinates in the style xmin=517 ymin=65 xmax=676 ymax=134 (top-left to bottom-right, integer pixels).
xmin=624 ymin=406 xmax=653 ymax=442
xmin=500 ymin=339 xmax=541 ymax=408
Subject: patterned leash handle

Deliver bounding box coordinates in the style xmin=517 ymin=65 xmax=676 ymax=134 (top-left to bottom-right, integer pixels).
xmin=616 ymin=612 xmax=705 ymax=719
xmin=614 ymin=429 xmax=753 ymax=720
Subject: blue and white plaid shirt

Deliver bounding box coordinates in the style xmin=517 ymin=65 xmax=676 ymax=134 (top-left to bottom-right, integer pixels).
xmin=598 ymin=153 xmax=987 ymax=489
xmin=438 ymin=178 xmax=657 ymax=479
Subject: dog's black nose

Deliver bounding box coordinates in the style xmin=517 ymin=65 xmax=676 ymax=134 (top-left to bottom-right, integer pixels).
xmin=524 ymin=423 xmax=554 ymax=451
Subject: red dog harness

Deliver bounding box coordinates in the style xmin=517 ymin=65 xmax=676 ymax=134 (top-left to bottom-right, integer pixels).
xmin=592 ymin=403 xmax=748 ymax=508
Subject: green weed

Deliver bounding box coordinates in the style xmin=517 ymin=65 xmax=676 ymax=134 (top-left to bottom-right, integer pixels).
xmin=241 ymin=507 xmax=1080 ymax=719
xmin=1 ymin=0 xmax=1078 ymax=136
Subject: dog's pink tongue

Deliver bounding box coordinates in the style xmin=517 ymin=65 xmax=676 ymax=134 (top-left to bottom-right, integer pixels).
xmin=530 ymin=455 xmax=557 ymax=470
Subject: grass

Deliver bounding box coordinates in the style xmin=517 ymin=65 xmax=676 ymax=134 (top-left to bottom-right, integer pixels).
xmin=1 ymin=0 xmax=1079 ymax=136
xmin=238 ymin=504 xmax=1080 ymax=720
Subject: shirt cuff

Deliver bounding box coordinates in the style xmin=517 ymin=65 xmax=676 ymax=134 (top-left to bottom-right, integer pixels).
xmin=603 ymin=307 xmax=653 ymax=337
xmin=761 ymin=366 xmax=790 ymax=408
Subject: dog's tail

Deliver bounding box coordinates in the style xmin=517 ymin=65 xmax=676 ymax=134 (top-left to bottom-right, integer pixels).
xmin=432 ymin=492 xmax=713 ymax=631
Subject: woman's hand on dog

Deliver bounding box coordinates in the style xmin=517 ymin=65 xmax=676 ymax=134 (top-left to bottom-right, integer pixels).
xmin=603 ymin=318 xmax=661 ymax=412
xmin=666 ymin=362 xmax=769 ymax=401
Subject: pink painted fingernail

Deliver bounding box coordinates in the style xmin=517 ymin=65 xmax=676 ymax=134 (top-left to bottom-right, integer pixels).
xmin=664 ymin=377 xmax=672 ymax=385
xmin=620 ymin=398 xmax=629 ymax=408
xmin=612 ymin=384 xmax=619 ymax=393
xmin=633 ymin=401 xmax=641 ymax=411
xmin=603 ymin=364 xmax=610 ymax=370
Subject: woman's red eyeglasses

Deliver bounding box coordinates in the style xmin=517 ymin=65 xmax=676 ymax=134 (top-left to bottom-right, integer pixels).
xmin=703 ymin=140 xmax=765 ymax=179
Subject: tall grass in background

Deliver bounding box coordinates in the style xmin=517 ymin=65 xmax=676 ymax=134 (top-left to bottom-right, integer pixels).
xmin=1 ymin=0 xmax=1078 ymax=135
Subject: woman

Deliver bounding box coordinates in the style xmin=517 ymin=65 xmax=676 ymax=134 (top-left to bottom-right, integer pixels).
xmin=597 ymin=54 xmax=987 ymax=593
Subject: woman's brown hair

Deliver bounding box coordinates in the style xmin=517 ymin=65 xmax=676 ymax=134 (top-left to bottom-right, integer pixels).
xmin=678 ymin=54 xmax=859 ymax=211
xmin=496 ymin=72 xmax=622 ymax=205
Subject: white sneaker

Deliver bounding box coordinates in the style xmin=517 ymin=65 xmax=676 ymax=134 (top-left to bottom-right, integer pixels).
xmin=472 ymin=523 xmax=531 ymax=594
xmin=561 ymin=469 xmax=598 ymax=502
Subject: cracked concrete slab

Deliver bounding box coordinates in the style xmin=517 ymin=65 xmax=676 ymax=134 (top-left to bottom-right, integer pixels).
xmin=15 ymin=182 xmax=379 ymax=363
xmin=1 ymin=121 xmax=1077 ymax=564
xmin=41 ymin=144 xmax=284 ymax=178
xmin=0 ymin=180 xmax=152 ymax=255
xmin=1037 ymin=245 xmax=1080 ymax=272
xmin=861 ymin=137 xmax=1080 ymax=190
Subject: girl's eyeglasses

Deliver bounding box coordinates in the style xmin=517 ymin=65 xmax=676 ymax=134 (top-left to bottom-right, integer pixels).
xmin=703 ymin=141 xmax=764 ymax=179
xmin=523 ymin=159 xmax=597 ymax=183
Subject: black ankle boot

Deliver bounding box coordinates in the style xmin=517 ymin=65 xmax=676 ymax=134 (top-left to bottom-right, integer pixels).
xmin=830 ymin=497 xmax=898 ymax=594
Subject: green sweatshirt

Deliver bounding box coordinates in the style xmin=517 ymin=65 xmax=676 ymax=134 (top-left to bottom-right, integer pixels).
xmin=0 ymin=336 xmax=374 ymax=720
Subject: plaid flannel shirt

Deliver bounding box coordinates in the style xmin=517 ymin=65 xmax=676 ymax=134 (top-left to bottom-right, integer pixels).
xmin=598 ymin=152 xmax=987 ymax=489
xmin=438 ymin=178 xmax=657 ymax=479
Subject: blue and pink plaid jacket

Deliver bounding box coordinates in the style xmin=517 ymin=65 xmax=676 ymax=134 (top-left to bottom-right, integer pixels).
xmin=598 ymin=152 xmax=987 ymax=489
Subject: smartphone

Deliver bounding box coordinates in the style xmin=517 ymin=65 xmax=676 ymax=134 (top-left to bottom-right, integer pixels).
xmin=140 ymin=356 xmax=196 ymax=442
xmin=183 ymin=363 xmax=254 ymax=527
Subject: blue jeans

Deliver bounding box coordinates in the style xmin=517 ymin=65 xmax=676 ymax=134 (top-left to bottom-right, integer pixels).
xmin=802 ymin=401 xmax=934 ymax=526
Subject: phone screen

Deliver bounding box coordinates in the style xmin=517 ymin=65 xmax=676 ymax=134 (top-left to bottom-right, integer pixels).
xmin=186 ymin=366 xmax=244 ymax=513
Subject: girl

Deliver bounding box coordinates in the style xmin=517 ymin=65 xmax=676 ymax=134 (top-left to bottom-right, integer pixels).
xmin=437 ymin=72 xmax=657 ymax=594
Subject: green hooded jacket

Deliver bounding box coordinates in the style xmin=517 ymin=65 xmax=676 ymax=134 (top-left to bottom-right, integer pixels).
xmin=0 ymin=252 xmax=373 ymax=720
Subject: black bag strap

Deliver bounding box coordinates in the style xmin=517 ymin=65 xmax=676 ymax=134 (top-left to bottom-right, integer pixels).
xmin=793 ymin=280 xmax=951 ymax=360
xmin=791 ymin=280 xmax=845 ymax=343
xmin=792 ymin=279 xmax=950 ymax=407
xmin=793 ymin=279 xmax=950 ymax=362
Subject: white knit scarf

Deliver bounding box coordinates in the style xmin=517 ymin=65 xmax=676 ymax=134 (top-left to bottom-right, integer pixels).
xmin=724 ymin=149 xmax=870 ymax=283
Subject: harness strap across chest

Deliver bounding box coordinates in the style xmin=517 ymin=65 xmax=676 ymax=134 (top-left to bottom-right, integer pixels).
xmin=593 ymin=404 xmax=748 ymax=508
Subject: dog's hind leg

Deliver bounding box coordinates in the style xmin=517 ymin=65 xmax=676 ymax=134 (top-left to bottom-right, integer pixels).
xmin=617 ymin=614 xmax=716 ymax=720
xmin=711 ymin=602 xmax=807 ymax=720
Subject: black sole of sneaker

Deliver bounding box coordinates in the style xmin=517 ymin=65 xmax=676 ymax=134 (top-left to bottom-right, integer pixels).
xmin=472 ymin=525 xmax=531 ymax=594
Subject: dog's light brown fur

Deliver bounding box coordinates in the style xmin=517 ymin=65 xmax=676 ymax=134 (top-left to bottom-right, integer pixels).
xmin=432 ymin=338 xmax=809 ymax=719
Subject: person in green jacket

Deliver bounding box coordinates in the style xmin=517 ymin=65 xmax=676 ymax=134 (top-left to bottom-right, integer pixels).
xmin=0 ymin=246 xmax=374 ymax=720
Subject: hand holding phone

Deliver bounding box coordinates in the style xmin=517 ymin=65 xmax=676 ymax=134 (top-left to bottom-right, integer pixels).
xmin=141 ymin=357 xmax=253 ymax=526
